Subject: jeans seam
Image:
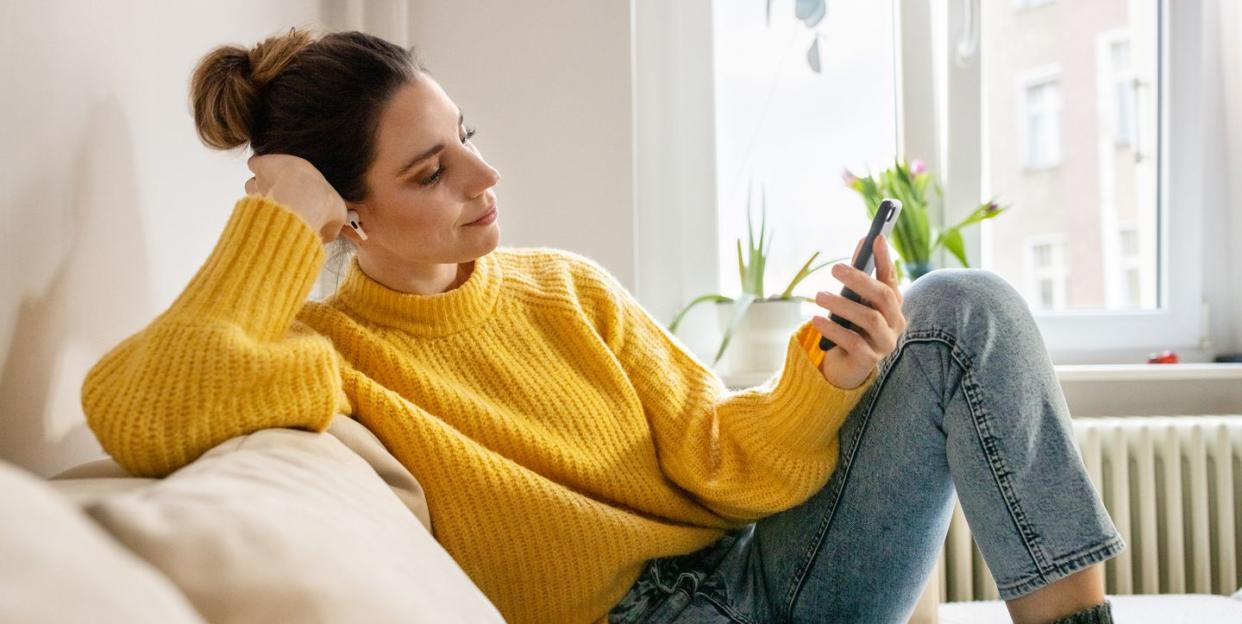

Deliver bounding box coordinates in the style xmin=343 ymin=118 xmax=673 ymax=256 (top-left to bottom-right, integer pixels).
xmin=948 ymin=343 xmax=1055 ymax=580
xmin=778 ymin=343 xmax=902 ymax=623
xmin=904 ymin=327 xmax=1053 ymax=581
xmin=995 ymin=533 xmax=1127 ymax=599
xmin=698 ymin=591 xmax=756 ymax=624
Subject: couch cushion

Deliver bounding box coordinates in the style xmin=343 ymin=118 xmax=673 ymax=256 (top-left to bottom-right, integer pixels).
xmin=0 ymin=460 xmax=204 ymax=623
xmin=83 ymin=416 xmax=503 ymax=624
xmin=51 ymin=415 xmax=434 ymax=533
xmin=321 ymin=413 xmax=432 ymax=533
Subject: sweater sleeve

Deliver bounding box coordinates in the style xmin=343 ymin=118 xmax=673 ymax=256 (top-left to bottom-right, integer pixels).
xmin=571 ymin=256 xmax=876 ymax=525
xmin=80 ymin=195 xmax=352 ymax=478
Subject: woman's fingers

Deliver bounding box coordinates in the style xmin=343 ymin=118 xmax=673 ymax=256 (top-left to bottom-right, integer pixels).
xmin=833 ymin=263 xmax=902 ymax=328
xmin=815 ymin=291 xmax=880 ymax=333
xmin=815 ymin=291 xmax=897 ymax=353
xmin=874 ymin=234 xmax=900 ymax=297
xmin=811 ymin=314 xmax=875 ymax=359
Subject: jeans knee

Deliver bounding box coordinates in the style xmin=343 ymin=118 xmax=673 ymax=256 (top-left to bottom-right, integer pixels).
xmin=902 ymin=269 xmax=1030 ymax=335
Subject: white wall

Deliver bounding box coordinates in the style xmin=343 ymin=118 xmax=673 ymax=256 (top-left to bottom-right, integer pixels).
xmin=0 ymin=0 xmax=327 ymax=477
xmin=405 ymin=0 xmax=638 ymax=288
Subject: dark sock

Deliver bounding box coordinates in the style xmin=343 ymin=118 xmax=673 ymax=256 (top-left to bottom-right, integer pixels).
xmin=1050 ymin=600 xmax=1113 ymax=624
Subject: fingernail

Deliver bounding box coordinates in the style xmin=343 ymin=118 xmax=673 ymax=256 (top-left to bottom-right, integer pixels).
xmin=831 ymin=264 xmax=846 ymax=276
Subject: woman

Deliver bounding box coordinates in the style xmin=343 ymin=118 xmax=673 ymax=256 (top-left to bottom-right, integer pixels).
xmin=81 ymin=27 xmax=1123 ymax=624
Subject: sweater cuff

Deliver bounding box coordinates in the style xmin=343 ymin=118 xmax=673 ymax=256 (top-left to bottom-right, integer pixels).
xmin=762 ymin=319 xmax=876 ymax=453
xmin=162 ymin=195 xmax=326 ymax=341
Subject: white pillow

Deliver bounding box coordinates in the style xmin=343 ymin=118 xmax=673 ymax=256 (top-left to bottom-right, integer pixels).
xmin=84 ymin=416 xmax=503 ymax=624
xmin=0 ymin=459 xmax=204 ymax=623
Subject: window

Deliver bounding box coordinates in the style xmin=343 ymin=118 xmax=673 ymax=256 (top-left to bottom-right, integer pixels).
xmin=1021 ymin=74 xmax=1063 ymax=169
xmin=1108 ymin=38 xmax=1138 ymax=147
xmin=1025 ymin=236 xmax=1067 ymax=310
xmin=1117 ymin=224 xmax=1148 ymax=308
xmin=637 ymin=0 xmax=1204 ymax=364
xmin=988 ymin=0 xmax=1160 ymax=317
xmin=710 ymin=0 xmax=896 ymax=301
xmin=979 ymin=0 xmax=1162 ymax=323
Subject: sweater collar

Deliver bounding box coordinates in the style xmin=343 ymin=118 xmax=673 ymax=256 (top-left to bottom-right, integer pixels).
xmin=333 ymin=250 xmax=503 ymax=337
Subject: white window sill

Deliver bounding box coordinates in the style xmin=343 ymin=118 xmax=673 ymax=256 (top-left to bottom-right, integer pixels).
xmin=1055 ymin=363 xmax=1242 ymax=382
xmin=723 ymin=364 xmax=1242 ymax=417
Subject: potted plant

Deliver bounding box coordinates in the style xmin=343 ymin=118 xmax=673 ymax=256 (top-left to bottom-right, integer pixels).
xmin=843 ymin=158 xmax=1007 ymax=281
xmin=668 ymin=180 xmax=846 ymax=376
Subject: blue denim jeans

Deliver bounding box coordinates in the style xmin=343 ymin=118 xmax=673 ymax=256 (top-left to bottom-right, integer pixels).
xmin=608 ymin=269 xmax=1126 ymax=624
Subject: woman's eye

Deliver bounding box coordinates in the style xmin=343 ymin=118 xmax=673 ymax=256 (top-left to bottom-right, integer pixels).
xmin=419 ymin=127 xmax=478 ymax=186
xmin=420 ymin=168 xmax=443 ymax=186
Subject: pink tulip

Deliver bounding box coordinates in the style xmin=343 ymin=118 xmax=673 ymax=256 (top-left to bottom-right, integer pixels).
xmin=842 ymin=169 xmax=859 ymax=186
xmin=910 ymin=159 xmax=927 ymax=175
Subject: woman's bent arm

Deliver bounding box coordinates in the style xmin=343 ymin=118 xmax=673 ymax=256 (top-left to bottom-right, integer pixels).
xmin=81 ymin=196 xmax=350 ymax=477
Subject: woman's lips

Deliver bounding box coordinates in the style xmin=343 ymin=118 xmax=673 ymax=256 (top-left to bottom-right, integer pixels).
xmin=466 ymin=206 xmax=497 ymax=226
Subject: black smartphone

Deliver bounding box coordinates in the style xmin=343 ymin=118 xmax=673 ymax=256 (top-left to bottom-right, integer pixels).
xmin=819 ymin=198 xmax=903 ymax=351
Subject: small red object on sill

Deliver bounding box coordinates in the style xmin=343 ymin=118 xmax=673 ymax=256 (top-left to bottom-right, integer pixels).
xmin=1146 ymin=350 xmax=1179 ymax=364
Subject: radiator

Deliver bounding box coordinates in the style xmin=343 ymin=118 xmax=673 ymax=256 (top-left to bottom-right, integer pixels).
xmin=939 ymin=415 xmax=1242 ymax=602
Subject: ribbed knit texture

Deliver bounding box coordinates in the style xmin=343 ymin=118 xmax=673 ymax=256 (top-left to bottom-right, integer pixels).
xmin=81 ymin=195 xmax=875 ymax=624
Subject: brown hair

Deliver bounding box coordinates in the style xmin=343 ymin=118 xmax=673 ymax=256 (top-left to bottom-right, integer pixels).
xmin=189 ymin=25 xmax=428 ymax=203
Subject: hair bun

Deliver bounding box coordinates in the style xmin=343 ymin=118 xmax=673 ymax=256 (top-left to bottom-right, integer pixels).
xmin=247 ymin=26 xmax=317 ymax=90
xmin=189 ymin=26 xmax=318 ymax=150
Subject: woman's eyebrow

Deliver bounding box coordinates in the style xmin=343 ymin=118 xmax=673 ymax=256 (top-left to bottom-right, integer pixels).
xmin=394 ymin=109 xmax=465 ymax=177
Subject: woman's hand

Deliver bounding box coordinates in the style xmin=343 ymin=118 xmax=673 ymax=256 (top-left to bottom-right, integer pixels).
xmin=245 ymin=153 xmax=348 ymax=244
xmin=812 ymin=234 xmax=906 ymax=389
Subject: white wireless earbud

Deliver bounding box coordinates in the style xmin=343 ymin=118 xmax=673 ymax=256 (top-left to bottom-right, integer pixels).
xmin=346 ymin=209 xmax=368 ymax=241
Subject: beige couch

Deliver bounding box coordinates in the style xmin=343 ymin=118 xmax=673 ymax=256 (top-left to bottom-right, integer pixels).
xmin=0 ymin=416 xmax=940 ymax=623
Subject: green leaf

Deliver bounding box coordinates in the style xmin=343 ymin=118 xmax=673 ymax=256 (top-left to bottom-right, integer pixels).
xmin=936 ymin=227 xmax=970 ymax=267
xmin=714 ymin=294 xmax=757 ymax=366
xmin=746 ymin=178 xmax=756 ymax=256
xmin=736 ymin=238 xmax=746 ymax=289
xmin=778 ymin=253 xmax=848 ymax=299
xmin=668 ymin=293 xmax=733 ymax=333
xmin=951 ymin=201 xmax=1007 ymax=230
xmin=757 ymin=185 xmax=767 ymax=257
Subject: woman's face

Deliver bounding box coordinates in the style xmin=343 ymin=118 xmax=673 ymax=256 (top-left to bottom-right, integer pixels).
xmin=345 ymin=75 xmax=501 ymax=267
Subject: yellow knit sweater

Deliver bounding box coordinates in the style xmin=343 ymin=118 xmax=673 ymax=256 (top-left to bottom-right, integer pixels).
xmin=81 ymin=195 xmax=875 ymax=623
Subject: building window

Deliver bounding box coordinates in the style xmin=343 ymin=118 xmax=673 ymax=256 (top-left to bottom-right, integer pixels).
xmin=1109 ymin=39 xmax=1137 ymax=147
xmin=1026 ymin=237 xmax=1067 ymax=310
xmin=1023 ymin=77 xmax=1062 ymax=169
xmin=1118 ymin=225 xmax=1143 ymax=308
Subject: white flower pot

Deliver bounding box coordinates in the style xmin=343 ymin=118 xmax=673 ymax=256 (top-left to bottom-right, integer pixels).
xmin=713 ymin=299 xmax=806 ymax=379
